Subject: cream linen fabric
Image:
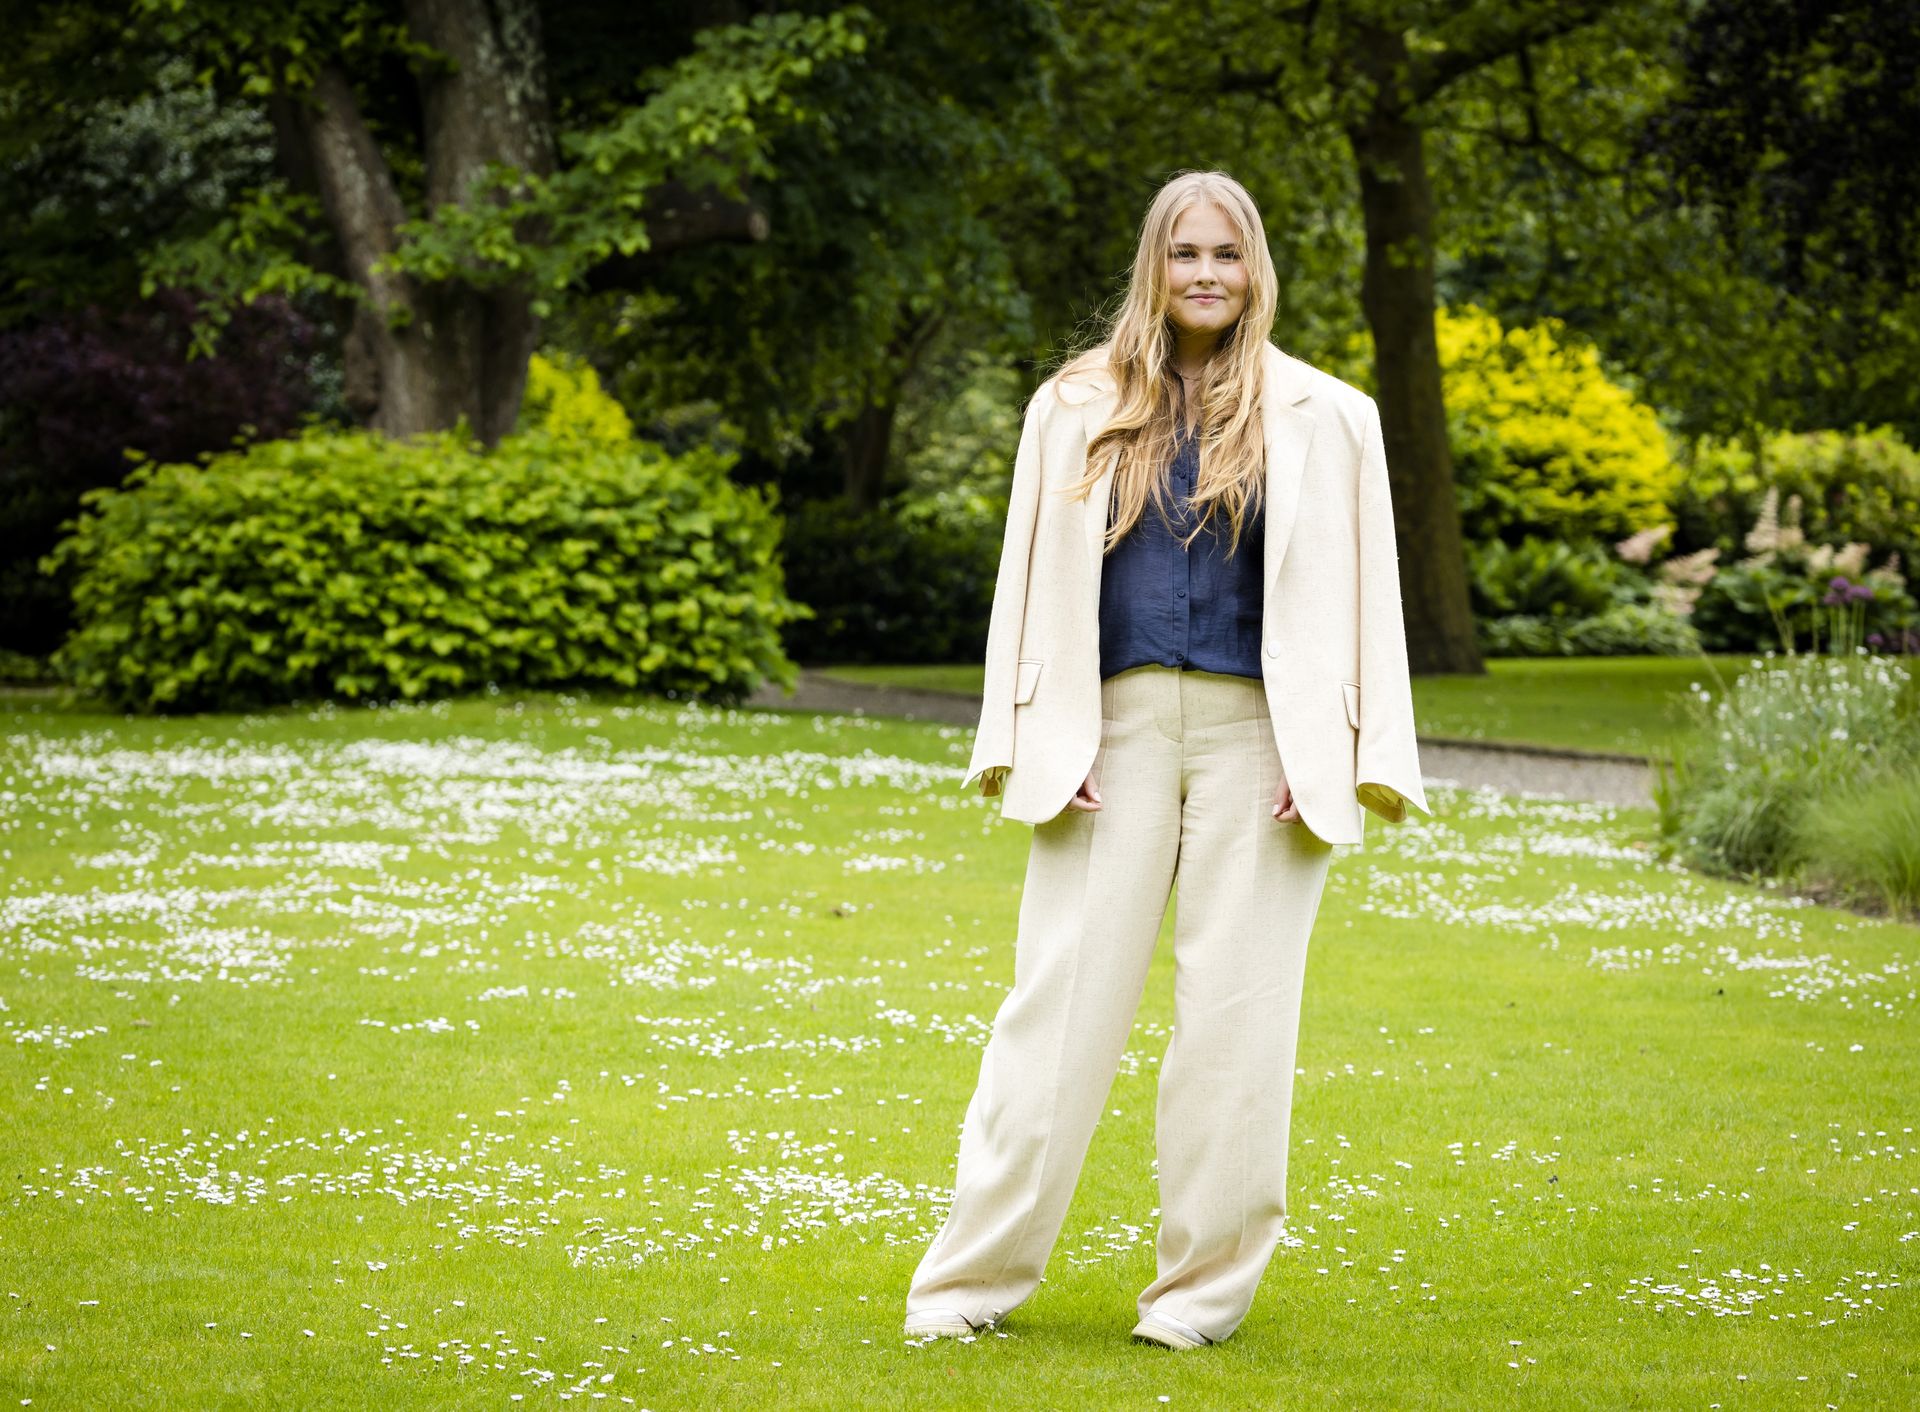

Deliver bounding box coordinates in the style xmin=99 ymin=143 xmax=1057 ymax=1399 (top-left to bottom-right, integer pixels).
xmin=962 ymin=340 xmax=1430 ymax=846
xmin=907 ymin=665 xmax=1336 ymax=1342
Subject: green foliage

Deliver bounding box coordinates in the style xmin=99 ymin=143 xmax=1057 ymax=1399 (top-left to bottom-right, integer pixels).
xmin=1562 ymin=603 xmax=1702 ymax=657
xmin=1469 ymin=536 xmax=1677 ymax=658
xmin=0 ymin=53 xmax=283 ymax=324
xmin=1793 ymin=765 xmax=1920 ymax=918
xmin=1654 ymin=651 xmax=1920 ymax=885
xmin=1688 ymin=559 xmax=1818 ymax=654
xmin=585 ymin=6 xmax=1060 ymax=469
xmin=1467 ymin=535 xmax=1643 ymax=621
xmin=1439 ymin=305 xmax=1680 ymax=544
xmin=1685 ymin=485 xmax=1919 ymax=653
xmin=516 ymin=351 xmax=634 ymax=444
xmin=43 ymin=427 xmax=805 ymax=712
xmin=1672 ymin=425 xmax=1920 ymax=579
xmin=387 ymin=8 xmax=876 ymax=307
xmin=0 ymin=648 xmax=56 ymax=684
xmin=780 ymin=499 xmax=997 ymax=664
xmin=1475 ymin=614 xmax=1561 ymax=658
xmin=139 ymin=185 xmax=366 ymax=356
xmin=1478 ymin=605 xmax=1700 ymax=659
xmin=1467 ymin=536 xmax=1702 ymax=658
xmin=86 ymin=7 xmax=875 ymax=344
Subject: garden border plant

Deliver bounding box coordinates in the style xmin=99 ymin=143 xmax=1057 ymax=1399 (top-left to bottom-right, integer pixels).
xmin=42 ymin=423 xmax=806 ymax=713
xmin=1652 ymin=591 xmax=1920 ymax=919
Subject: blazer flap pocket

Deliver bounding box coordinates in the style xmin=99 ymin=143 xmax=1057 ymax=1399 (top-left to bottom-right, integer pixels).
xmin=1014 ymin=658 xmax=1044 ymax=705
xmin=1340 ymin=680 xmax=1360 ymax=730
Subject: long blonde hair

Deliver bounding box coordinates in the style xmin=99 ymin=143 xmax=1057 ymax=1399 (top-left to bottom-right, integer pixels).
xmin=1052 ymin=170 xmax=1278 ymax=558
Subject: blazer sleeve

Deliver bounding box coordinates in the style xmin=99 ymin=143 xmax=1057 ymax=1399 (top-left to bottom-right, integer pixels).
xmin=1354 ymin=394 xmax=1433 ymax=823
xmin=962 ymin=382 xmax=1052 ymax=792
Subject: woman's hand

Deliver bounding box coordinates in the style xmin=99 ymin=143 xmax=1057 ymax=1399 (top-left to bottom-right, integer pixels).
xmin=1065 ymin=767 xmax=1103 ymax=812
xmin=1272 ymin=778 xmax=1300 ymax=823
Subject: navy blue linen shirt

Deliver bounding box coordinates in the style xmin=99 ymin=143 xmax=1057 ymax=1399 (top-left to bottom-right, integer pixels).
xmin=1098 ymin=423 xmax=1266 ymax=681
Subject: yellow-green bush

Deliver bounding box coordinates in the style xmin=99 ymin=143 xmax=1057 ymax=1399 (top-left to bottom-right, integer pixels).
xmin=43 ymin=426 xmax=803 ymax=712
xmin=517 ymin=350 xmax=635 ymax=444
xmin=1437 ymin=305 xmax=1680 ymax=544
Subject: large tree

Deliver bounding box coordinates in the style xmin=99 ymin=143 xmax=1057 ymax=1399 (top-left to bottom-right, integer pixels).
xmin=1214 ymin=1 xmax=1627 ymax=675
xmin=562 ymin=0 xmax=1064 ymax=510
xmin=1032 ymin=2 xmax=1640 ymax=676
xmin=2 ymin=0 xmax=871 ymax=445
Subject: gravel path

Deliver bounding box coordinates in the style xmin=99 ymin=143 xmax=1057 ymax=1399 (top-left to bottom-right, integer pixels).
xmin=745 ymin=670 xmax=1657 ymax=809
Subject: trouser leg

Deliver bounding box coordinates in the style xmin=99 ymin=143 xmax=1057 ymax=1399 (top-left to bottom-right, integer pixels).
xmin=908 ymin=666 xmax=1180 ymax=1325
xmin=1137 ymin=671 xmax=1336 ymax=1341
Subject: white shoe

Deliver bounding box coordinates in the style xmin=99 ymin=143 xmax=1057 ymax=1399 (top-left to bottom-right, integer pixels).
xmin=1132 ymin=1309 xmax=1214 ymax=1350
xmin=903 ymin=1307 xmax=980 ymax=1339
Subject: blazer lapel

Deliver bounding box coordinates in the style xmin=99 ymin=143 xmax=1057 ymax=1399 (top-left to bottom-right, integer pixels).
xmin=1261 ymin=347 xmax=1319 ymax=597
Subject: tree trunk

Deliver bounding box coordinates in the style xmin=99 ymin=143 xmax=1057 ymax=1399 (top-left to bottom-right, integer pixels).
xmin=1344 ymin=27 xmax=1485 ymax=677
xmin=837 ymin=312 xmax=943 ymax=509
xmin=288 ymin=0 xmax=556 ymax=445
xmin=398 ymin=0 xmax=555 ymax=445
xmin=841 ymin=398 xmax=898 ymax=509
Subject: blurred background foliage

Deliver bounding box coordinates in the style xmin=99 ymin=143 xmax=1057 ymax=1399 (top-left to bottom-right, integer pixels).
xmin=3 ymin=0 xmax=1918 ymax=686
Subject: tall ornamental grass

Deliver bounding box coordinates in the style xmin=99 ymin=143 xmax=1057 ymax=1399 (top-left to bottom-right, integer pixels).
xmin=1795 ymin=772 xmax=1920 ymax=917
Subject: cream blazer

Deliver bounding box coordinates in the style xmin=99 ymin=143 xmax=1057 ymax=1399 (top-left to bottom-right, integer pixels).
xmin=963 ymin=340 xmax=1431 ymax=846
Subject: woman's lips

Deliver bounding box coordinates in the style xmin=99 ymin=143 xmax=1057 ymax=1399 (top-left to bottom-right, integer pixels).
xmin=1190 ymin=295 xmax=1222 ymax=304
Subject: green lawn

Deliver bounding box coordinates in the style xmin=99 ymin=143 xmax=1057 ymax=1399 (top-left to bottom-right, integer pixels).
xmin=2 ymin=687 xmax=1913 ymax=1408
xmin=818 ymin=655 xmax=1763 ymax=758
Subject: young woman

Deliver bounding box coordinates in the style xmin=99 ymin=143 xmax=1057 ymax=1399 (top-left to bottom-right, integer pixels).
xmin=902 ymin=170 xmax=1430 ymax=1350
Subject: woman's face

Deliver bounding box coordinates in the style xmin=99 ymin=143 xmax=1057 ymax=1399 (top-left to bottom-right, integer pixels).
xmin=1164 ymin=201 xmax=1249 ymax=342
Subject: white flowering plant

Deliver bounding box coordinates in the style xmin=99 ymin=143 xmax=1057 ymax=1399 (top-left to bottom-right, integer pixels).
xmin=1654 ymin=646 xmax=1920 ymax=899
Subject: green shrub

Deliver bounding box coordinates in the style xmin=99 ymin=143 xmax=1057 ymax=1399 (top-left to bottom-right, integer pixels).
xmin=1653 ymin=650 xmax=1920 ymax=881
xmin=1688 ymin=560 xmax=1822 ymax=654
xmin=1794 ymin=765 xmax=1920 ymax=918
xmin=1477 ymin=604 xmax=1700 ymax=659
xmin=1477 ymin=614 xmax=1562 ymax=658
xmin=1685 ymin=487 xmax=1919 ymax=653
xmin=1563 ymin=603 xmax=1701 ymax=657
xmin=1438 ymin=305 xmax=1680 ymax=544
xmin=1674 ymin=425 xmax=1920 ymax=577
xmin=1467 ymin=536 xmax=1707 ymax=657
xmin=517 ymin=350 xmax=635 ymax=445
xmin=0 ymin=648 xmax=56 ymax=683
xmin=780 ymin=498 xmax=998 ymax=664
xmin=43 ymin=426 xmax=804 ymax=712
xmin=1468 ymin=536 xmax=1646 ymax=619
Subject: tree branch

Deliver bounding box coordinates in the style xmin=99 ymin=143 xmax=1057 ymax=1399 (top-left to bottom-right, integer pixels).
xmin=577 ymin=177 xmax=770 ymax=294
xmin=1410 ymin=0 xmax=1616 ymax=103
xmin=1429 ymin=120 xmax=1612 ymax=180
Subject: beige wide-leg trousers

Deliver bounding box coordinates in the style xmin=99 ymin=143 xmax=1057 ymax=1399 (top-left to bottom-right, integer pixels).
xmin=907 ymin=664 xmax=1337 ymax=1342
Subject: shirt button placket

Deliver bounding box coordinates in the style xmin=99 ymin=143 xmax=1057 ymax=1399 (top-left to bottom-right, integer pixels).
xmin=1175 ymin=442 xmax=1192 ymax=667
